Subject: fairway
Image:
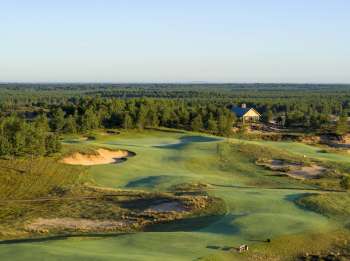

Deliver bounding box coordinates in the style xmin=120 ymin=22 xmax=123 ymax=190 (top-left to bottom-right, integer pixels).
xmin=0 ymin=130 xmax=347 ymax=261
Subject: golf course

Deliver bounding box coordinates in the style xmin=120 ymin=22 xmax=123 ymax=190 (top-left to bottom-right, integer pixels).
xmin=1 ymin=129 xmax=349 ymax=260
xmin=2 ymin=1 xmax=350 ymax=259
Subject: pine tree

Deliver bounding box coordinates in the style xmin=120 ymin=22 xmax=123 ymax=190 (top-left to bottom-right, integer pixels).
xmin=191 ymin=115 xmax=203 ymax=131
xmin=51 ymin=108 xmax=65 ymax=132
xmin=335 ymin=112 xmax=349 ymax=136
xmin=136 ymin=105 xmax=148 ymax=130
xmin=63 ymin=115 xmax=77 ymax=134
xmin=123 ymin=112 xmax=133 ymax=129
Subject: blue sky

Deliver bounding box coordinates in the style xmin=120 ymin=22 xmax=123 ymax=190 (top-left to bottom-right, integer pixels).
xmin=0 ymin=0 xmax=349 ymax=83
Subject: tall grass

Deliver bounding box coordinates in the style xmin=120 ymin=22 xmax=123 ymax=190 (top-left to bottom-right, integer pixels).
xmin=0 ymin=158 xmax=88 ymax=200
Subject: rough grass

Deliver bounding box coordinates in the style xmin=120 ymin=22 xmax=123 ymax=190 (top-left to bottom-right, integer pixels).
xmin=296 ymin=192 xmax=350 ymax=220
xmin=0 ymin=144 xmax=222 ymax=241
xmin=1 ymin=130 xmax=349 ymax=261
xmin=198 ymin=231 xmax=350 ymax=261
xmin=0 ymin=158 xmax=87 ymax=200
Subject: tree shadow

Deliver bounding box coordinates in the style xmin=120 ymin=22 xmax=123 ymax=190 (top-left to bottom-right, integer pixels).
xmin=125 ymin=175 xmax=176 ymax=188
xmin=153 ymin=135 xmax=221 ymax=150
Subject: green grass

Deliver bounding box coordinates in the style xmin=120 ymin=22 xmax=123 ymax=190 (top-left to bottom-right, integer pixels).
xmin=1 ymin=130 xmax=349 ymax=260
xmin=296 ymin=192 xmax=350 ymax=220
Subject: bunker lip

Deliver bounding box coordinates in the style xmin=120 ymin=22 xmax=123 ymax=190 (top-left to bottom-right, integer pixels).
xmin=61 ymin=148 xmax=136 ymax=166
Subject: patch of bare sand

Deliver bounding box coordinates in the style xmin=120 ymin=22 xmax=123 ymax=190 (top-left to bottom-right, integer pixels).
xmin=61 ymin=149 xmax=134 ymax=166
xmin=257 ymin=159 xmax=301 ymax=171
xmin=258 ymin=159 xmax=326 ymax=180
xmin=146 ymin=202 xmax=186 ymax=213
xmin=288 ymin=165 xmax=326 ymax=180
xmin=25 ymin=218 xmax=129 ymax=232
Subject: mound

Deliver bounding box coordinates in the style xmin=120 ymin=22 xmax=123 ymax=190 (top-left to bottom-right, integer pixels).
xmin=62 ymin=149 xmax=135 ymax=166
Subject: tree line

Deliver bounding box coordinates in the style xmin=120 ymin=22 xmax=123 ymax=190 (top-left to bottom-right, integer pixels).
xmin=0 ymin=97 xmax=237 ymax=156
xmin=48 ymin=98 xmax=236 ymax=135
xmin=0 ymin=115 xmax=61 ymax=157
xmin=1 ymin=84 xmax=349 ymax=157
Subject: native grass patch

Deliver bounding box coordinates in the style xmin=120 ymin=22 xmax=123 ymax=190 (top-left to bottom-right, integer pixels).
xmin=223 ymin=141 xmax=349 ymax=191
xmin=0 ymin=154 xmax=223 ymax=241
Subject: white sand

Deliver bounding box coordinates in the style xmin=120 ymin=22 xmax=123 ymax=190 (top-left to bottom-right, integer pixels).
xmin=62 ymin=149 xmax=131 ymax=166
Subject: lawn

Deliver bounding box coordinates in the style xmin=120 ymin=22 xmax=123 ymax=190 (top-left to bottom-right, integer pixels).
xmin=0 ymin=130 xmax=349 ymax=261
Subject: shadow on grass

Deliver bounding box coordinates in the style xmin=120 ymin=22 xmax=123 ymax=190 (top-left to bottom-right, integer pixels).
xmin=210 ymin=183 xmax=345 ymax=193
xmin=102 ymin=142 xmax=146 ymax=148
xmin=206 ymin=245 xmax=236 ymax=251
xmin=125 ymin=175 xmax=177 ymax=188
xmin=0 ymin=232 xmax=132 ymax=245
xmin=153 ymin=135 xmax=221 ymax=150
xmin=144 ymin=127 xmax=186 ymax=134
xmin=144 ymin=213 xmax=227 ymax=233
xmin=284 ymin=192 xmax=320 ymax=214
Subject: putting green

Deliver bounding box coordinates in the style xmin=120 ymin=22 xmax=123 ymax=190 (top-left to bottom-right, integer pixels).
xmin=0 ymin=130 xmax=345 ymax=261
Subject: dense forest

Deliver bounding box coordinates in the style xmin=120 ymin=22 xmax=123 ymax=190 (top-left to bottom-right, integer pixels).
xmin=0 ymin=83 xmax=349 ymax=156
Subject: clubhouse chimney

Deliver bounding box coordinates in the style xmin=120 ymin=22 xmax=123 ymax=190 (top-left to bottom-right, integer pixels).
xmin=241 ymin=103 xmax=246 ymax=109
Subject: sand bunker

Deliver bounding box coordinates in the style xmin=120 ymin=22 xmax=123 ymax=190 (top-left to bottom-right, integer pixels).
xmin=25 ymin=218 xmax=129 ymax=232
xmin=288 ymin=165 xmax=326 ymax=180
xmin=257 ymin=159 xmax=300 ymax=172
xmin=146 ymin=202 xmax=186 ymax=213
xmin=258 ymin=159 xmax=326 ymax=180
xmin=62 ymin=149 xmax=135 ymax=166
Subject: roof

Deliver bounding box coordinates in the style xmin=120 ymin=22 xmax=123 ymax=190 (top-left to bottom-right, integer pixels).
xmin=231 ymin=107 xmax=250 ymax=117
xmin=231 ymin=107 xmax=261 ymax=117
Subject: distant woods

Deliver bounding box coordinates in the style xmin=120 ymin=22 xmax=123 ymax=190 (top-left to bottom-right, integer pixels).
xmin=39 ymin=98 xmax=236 ymax=135
xmin=1 ymin=84 xmax=350 ymax=131
xmin=0 ymin=83 xmax=350 ymax=157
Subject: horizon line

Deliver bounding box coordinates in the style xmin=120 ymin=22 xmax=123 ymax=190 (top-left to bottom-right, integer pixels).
xmin=1 ymin=81 xmax=350 ymax=85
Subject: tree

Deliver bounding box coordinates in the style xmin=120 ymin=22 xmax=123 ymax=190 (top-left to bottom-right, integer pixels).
xmin=207 ymin=114 xmax=218 ymax=132
xmin=24 ymin=124 xmax=46 ymax=156
xmin=63 ymin=115 xmax=77 ymax=134
xmin=34 ymin=114 xmax=50 ymax=132
xmin=218 ymin=111 xmax=235 ymax=136
xmin=335 ymin=113 xmax=349 ymax=136
xmin=160 ymin=107 xmax=171 ymax=126
xmin=51 ymin=108 xmax=65 ymax=132
xmin=0 ymin=115 xmax=62 ymax=157
xmin=122 ymin=112 xmax=133 ymax=129
xmin=45 ymin=133 xmax=62 ymax=155
xmin=81 ymin=108 xmax=99 ymax=132
xmin=147 ymin=109 xmax=159 ymax=128
xmin=262 ymin=109 xmax=273 ymax=123
xmin=136 ymin=105 xmax=148 ymax=130
xmin=191 ymin=115 xmax=203 ymax=131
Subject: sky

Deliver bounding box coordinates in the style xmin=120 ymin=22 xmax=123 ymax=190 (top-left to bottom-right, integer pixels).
xmin=0 ymin=0 xmax=349 ymax=83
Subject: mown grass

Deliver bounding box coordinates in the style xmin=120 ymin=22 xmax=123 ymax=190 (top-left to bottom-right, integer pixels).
xmin=0 ymin=130 xmax=349 ymax=261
